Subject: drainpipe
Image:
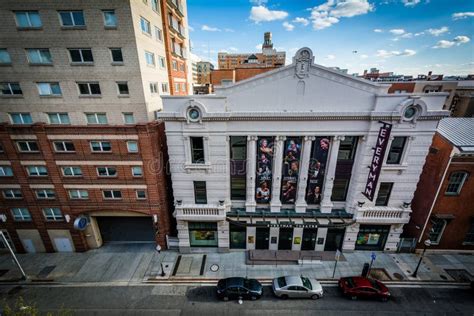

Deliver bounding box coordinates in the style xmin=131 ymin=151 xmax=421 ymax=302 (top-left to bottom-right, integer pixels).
xmin=418 ymin=146 xmax=458 ymax=243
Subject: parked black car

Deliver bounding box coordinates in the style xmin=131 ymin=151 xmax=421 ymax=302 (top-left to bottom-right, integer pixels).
xmin=216 ymin=277 xmax=263 ymax=301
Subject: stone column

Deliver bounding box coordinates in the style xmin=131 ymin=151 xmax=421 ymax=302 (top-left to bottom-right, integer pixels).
xmin=245 ymin=136 xmax=258 ymax=212
xmin=320 ymin=136 xmax=343 ymax=213
xmin=295 ymin=136 xmax=315 ymax=213
xmin=270 ymin=136 xmax=286 ymax=212
xmin=344 ymin=136 xmax=367 ymax=213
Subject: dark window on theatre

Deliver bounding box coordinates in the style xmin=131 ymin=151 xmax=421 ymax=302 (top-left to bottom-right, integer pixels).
xmin=194 ymin=181 xmax=207 ymax=204
xmin=190 ymin=137 xmax=204 ymax=163
xmin=445 ymin=171 xmax=468 ymax=195
xmin=337 ymin=136 xmax=358 ymax=160
xmin=230 ymin=136 xmax=247 ymax=200
xmin=375 ymin=182 xmax=393 ymax=206
xmin=386 ymin=137 xmax=406 ymax=164
xmin=331 ymin=179 xmax=350 ymax=201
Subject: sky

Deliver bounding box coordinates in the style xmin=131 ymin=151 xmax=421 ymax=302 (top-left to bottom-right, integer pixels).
xmin=187 ymin=0 xmax=474 ymax=76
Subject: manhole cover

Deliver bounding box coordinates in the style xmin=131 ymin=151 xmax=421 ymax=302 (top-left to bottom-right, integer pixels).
xmin=210 ymin=264 xmax=219 ymax=272
xmin=393 ymin=273 xmax=404 ymax=280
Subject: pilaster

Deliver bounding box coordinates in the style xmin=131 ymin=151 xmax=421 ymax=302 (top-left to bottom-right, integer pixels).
xmin=270 ymin=136 xmax=286 ymax=212
xmin=295 ymin=136 xmax=315 ymax=213
xmin=245 ymin=135 xmax=258 ymax=212
xmin=320 ymin=135 xmax=343 ymax=213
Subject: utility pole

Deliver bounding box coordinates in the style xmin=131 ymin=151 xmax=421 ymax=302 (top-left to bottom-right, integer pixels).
xmin=0 ymin=231 xmax=27 ymax=281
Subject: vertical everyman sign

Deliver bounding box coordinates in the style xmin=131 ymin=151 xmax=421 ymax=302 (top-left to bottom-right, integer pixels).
xmin=362 ymin=122 xmax=392 ymax=201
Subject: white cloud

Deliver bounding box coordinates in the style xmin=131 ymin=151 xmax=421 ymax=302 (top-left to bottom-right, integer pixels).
xmin=432 ymin=35 xmax=470 ymax=48
xmin=389 ymin=28 xmax=406 ymax=35
xmin=310 ymin=0 xmax=373 ymax=30
xmin=373 ymin=28 xmax=383 ymax=33
xmin=414 ymin=31 xmax=425 ymax=36
xmin=293 ymin=17 xmax=309 ymax=26
xmin=201 ymin=25 xmax=221 ymax=32
xmin=376 ymin=49 xmax=416 ymax=58
xmin=250 ymin=5 xmax=288 ymax=23
xmin=360 ymin=54 xmax=369 ymax=59
xmin=402 ymin=0 xmax=421 ymax=7
xmin=326 ymin=54 xmax=336 ymax=60
xmin=282 ymin=21 xmax=295 ymax=31
xmin=224 ymin=28 xmax=235 ymax=32
xmin=250 ymin=0 xmax=267 ymax=5
xmin=255 ymin=44 xmax=262 ymax=50
xmin=452 ymin=12 xmax=474 ymax=20
xmin=228 ymin=47 xmax=239 ymax=52
xmin=426 ymin=26 xmax=448 ymax=36
xmin=188 ymin=25 xmax=195 ymax=32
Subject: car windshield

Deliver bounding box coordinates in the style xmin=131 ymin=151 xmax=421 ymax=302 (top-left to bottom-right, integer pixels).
xmin=368 ymin=279 xmax=381 ymax=290
xmin=345 ymin=277 xmax=356 ymax=288
xmin=277 ymin=277 xmax=286 ymax=288
xmin=301 ymin=277 xmax=312 ymax=290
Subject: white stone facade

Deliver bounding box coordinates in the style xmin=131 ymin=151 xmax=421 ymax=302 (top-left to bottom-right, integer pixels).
xmin=158 ymin=48 xmax=449 ymax=253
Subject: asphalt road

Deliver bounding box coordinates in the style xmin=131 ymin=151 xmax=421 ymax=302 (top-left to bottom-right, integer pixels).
xmin=0 ymin=284 xmax=473 ymax=315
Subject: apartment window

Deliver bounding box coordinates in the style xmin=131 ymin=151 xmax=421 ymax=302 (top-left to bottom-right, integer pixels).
xmin=86 ymin=113 xmax=107 ymax=124
xmin=429 ymin=218 xmax=446 ymax=244
xmin=174 ymin=82 xmax=180 ymax=92
xmin=102 ymin=10 xmax=117 ymax=27
xmin=155 ymin=26 xmax=163 ymax=41
xmin=26 ymin=49 xmax=52 ymax=64
xmin=2 ymin=189 xmax=22 ymax=199
xmin=464 ymin=220 xmax=474 ymax=244
xmin=1 ymin=83 xmax=22 ymax=95
xmin=161 ymin=83 xmax=169 ymax=93
xmin=42 ymin=208 xmax=63 ymax=221
xmin=103 ymin=190 xmax=122 ymax=199
xmin=150 ymin=82 xmax=159 ymax=94
xmin=386 ymin=137 xmax=407 ymax=165
xmin=59 ymin=11 xmax=85 ymax=27
xmin=68 ymin=189 xmax=89 ymax=199
xmin=181 ymin=83 xmax=186 ymax=93
xmin=78 ymin=82 xmax=101 ymax=96
xmin=159 ymin=56 xmax=166 ymax=68
xmin=190 ymin=137 xmax=205 ymax=163
xmin=179 ymin=63 xmax=185 ymax=72
xmin=331 ymin=179 xmax=350 ymax=202
xmin=37 ymin=82 xmax=61 ymax=96
xmin=26 ymin=165 xmax=48 ymax=176
xmin=15 ymin=11 xmax=42 ymax=28
xmin=62 ymin=166 xmax=82 ymax=177
xmin=145 ymin=51 xmax=155 ymax=66
xmin=110 ymin=48 xmax=123 ymax=62
xmin=131 ymin=166 xmax=143 ymax=177
xmin=136 ymin=190 xmax=147 ymax=199
xmin=35 ymin=189 xmax=55 ymax=199
xmin=172 ymin=60 xmax=178 ymax=71
xmin=0 ymin=49 xmax=12 ymax=64
xmin=48 ymin=113 xmax=70 ymax=125
xmin=122 ymin=113 xmax=135 ymax=124
xmin=152 ymin=0 xmax=159 ymax=12
xmin=375 ymin=182 xmax=393 ymax=206
xmin=90 ymin=141 xmax=112 ymax=152
xmin=445 ymin=171 xmax=468 ymax=195
xmin=117 ymin=82 xmax=129 ymax=95
xmin=53 ymin=141 xmax=75 ymax=152
xmin=69 ymin=49 xmax=93 ymax=63
xmin=127 ymin=141 xmax=138 ymax=153
xmin=194 ymin=181 xmax=207 ymax=204
xmin=0 ymin=166 xmax=14 ymax=177
xmin=16 ymin=141 xmax=39 ymax=152
xmin=97 ymin=167 xmax=117 ymax=177
xmin=9 ymin=113 xmax=32 ymax=124
xmin=140 ymin=17 xmax=151 ymax=35
xmin=11 ymin=208 xmax=31 ymax=221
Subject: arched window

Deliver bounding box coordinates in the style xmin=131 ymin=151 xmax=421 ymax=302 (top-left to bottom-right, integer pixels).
xmin=445 ymin=171 xmax=469 ymax=195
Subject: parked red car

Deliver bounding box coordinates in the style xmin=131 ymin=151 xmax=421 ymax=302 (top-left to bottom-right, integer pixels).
xmin=338 ymin=276 xmax=391 ymax=302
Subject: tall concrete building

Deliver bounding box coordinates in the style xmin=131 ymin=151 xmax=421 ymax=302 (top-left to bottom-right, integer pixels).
xmin=218 ymin=32 xmax=285 ymax=70
xmin=0 ymin=0 xmax=190 ymax=252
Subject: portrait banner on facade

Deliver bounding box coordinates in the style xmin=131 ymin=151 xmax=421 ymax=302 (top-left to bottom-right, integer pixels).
xmin=305 ymin=137 xmax=330 ymax=205
xmin=281 ymin=137 xmax=302 ymax=204
xmin=255 ymin=137 xmax=274 ymax=203
xmin=362 ymin=122 xmax=392 ymax=201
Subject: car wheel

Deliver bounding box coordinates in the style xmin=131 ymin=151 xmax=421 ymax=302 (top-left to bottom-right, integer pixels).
xmin=351 ymin=295 xmax=358 ymax=300
xmin=311 ymin=294 xmax=320 ymax=300
xmin=223 ymin=296 xmax=229 ymax=301
xmin=280 ymin=294 xmax=289 ymax=300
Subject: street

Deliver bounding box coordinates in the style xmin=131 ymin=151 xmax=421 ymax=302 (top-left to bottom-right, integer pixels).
xmin=0 ymin=283 xmax=472 ymax=315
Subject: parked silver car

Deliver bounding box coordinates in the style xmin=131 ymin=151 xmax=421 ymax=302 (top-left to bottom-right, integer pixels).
xmin=272 ymin=275 xmax=323 ymax=299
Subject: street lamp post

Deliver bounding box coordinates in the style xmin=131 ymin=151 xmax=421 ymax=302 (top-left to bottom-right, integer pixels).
xmin=412 ymin=239 xmax=431 ymax=278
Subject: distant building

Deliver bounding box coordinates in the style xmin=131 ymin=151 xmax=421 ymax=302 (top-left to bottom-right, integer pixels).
xmin=196 ymin=61 xmax=215 ymax=85
xmin=404 ymin=118 xmax=474 ymax=251
xmin=210 ymin=67 xmax=277 ymax=91
xmin=218 ymin=32 xmax=285 ymax=69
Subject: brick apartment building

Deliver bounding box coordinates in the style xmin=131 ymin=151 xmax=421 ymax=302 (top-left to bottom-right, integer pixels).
xmin=210 ymin=67 xmax=277 ymax=90
xmin=404 ymin=118 xmax=474 ymax=251
xmin=0 ymin=0 xmax=189 ymax=252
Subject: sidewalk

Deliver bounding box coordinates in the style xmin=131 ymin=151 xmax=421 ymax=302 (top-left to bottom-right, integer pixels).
xmin=0 ymin=244 xmax=472 ymax=284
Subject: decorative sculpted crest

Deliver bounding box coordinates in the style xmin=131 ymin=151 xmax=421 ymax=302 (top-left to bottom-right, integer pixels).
xmin=294 ymin=48 xmax=313 ymax=79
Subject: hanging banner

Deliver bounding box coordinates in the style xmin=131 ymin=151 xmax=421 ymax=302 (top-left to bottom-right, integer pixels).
xmin=255 ymin=137 xmax=274 ymax=203
xmin=362 ymin=122 xmax=392 ymax=201
xmin=281 ymin=137 xmax=302 ymax=204
xmin=305 ymin=137 xmax=330 ymax=205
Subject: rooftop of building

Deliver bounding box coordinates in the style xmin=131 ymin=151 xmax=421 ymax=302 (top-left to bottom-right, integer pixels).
xmin=438 ymin=118 xmax=474 ymax=152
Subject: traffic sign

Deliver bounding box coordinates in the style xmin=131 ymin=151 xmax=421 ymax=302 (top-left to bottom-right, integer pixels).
xmin=371 ymin=252 xmax=376 ymax=261
xmin=335 ymin=249 xmax=341 ymax=261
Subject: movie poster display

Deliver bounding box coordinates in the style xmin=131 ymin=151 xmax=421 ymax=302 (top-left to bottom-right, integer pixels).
xmin=305 ymin=137 xmax=331 ymax=205
xmin=255 ymin=137 xmax=274 ymax=203
xmin=280 ymin=137 xmax=302 ymax=204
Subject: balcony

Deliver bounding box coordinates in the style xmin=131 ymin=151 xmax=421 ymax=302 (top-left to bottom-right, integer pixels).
xmin=167 ymin=0 xmax=185 ymax=17
xmin=355 ymin=206 xmax=411 ymax=224
xmin=174 ymin=204 xmax=226 ymax=221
